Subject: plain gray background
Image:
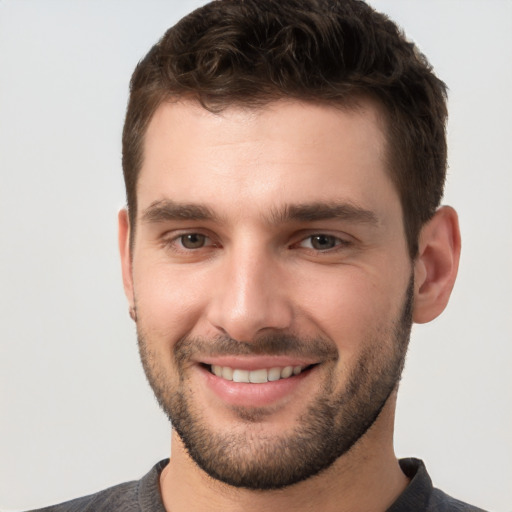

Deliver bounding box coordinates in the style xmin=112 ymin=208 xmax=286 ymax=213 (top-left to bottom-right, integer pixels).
xmin=1 ymin=1 xmax=511 ymax=511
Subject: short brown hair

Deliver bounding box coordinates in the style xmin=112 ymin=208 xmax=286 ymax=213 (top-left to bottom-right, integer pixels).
xmin=122 ymin=0 xmax=448 ymax=257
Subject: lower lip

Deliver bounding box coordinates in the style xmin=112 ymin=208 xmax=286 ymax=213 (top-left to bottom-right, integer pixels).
xmin=199 ymin=365 xmax=315 ymax=408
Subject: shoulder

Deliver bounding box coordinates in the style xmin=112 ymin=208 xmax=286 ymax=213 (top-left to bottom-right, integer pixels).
xmin=428 ymin=488 xmax=488 ymax=512
xmin=389 ymin=458 xmax=489 ymax=512
xmin=26 ymin=480 xmax=140 ymax=512
xmin=25 ymin=459 xmax=169 ymax=512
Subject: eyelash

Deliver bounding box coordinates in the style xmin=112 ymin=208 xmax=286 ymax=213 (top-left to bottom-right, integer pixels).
xmin=295 ymin=234 xmax=351 ymax=252
xmin=162 ymin=231 xmax=351 ymax=254
xmin=162 ymin=232 xmax=217 ymax=253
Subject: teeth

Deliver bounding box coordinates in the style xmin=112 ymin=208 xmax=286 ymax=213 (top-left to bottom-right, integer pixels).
xmin=233 ymin=369 xmax=250 ymax=383
xmin=280 ymin=366 xmax=293 ymax=379
xmin=268 ymin=367 xmax=281 ymax=382
xmin=210 ymin=365 xmax=307 ymax=383
xmin=249 ymin=369 xmax=268 ymax=383
xmin=222 ymin=366 xmax=233 ymax=381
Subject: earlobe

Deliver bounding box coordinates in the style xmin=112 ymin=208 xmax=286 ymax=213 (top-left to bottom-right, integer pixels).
xmin=118 ymin=209 xmax=135 ymax=308
xmin=413 ymin=206 xmax=461 ymax=324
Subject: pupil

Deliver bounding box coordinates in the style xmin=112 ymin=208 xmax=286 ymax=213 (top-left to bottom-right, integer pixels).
xmin=182 ymin=234 xmax=205 ymax=249
xmin=312 ymin=235 xmax=335 ymax=250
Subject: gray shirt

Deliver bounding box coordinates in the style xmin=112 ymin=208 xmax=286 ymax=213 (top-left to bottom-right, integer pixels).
xmin=26 ymin=458 xmax=487 ymax=511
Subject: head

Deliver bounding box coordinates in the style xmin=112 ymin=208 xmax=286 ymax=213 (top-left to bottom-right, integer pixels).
xmin=119 ymin=0 xmax=460 ymax=492
xmin=122 ymin=0 xmax=448 ymax=259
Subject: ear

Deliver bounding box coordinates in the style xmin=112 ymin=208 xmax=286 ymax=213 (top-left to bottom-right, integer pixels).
xmin=118 ymin=208 xmax=134 ymax=308
xmin=413 ymin=206 xmax=461 ymax=324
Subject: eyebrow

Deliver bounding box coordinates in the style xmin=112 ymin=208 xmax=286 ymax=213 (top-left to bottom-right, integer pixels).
xmin=141 ymin=200 xmax=218 ymax=223
xmin=141 ymin=199 xmax=379 ymax=227
xmin=269 ymin=202 xmax=380 ymax=226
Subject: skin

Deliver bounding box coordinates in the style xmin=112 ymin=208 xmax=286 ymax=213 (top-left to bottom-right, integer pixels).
xmin=119 ymin=99 xmax=460 ymax=512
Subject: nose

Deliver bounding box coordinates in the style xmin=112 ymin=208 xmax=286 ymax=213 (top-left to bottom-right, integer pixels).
xmin=206 ymin=245 xmax=294 ymax=342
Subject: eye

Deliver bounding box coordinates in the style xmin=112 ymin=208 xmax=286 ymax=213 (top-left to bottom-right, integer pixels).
xmin=299 ymin=234 xmax=346 ymax=251
xmin=161 ymin=231 xmax=219 ymax=258
xmin=179 ymin=233 xmax=208 ymax=249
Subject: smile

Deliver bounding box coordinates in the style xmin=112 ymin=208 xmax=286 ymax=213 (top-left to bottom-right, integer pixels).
xmin=210 ymin=364 xmax=310 ymax=383
xmin=200 ymin=360 xmax=320 ymax=407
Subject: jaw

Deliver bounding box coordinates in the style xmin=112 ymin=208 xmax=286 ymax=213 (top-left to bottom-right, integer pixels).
xmin=162 ymin=389 xmax=406 ymax=512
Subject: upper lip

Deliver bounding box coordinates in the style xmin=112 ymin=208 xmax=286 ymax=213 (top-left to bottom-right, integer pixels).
xmin=197 ymin=356 xmax=320 ymax=371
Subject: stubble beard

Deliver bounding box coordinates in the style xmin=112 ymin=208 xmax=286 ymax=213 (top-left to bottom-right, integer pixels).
xmin=137 ymin=276 xmax=414 ymax=490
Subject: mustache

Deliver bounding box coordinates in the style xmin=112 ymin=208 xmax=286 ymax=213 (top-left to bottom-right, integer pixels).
xmin=174 ymin=333 xmax=339 ymax=363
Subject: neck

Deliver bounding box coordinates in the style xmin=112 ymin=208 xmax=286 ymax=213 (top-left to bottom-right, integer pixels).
xmin=160 ymin=394 xmax=408 ymax=512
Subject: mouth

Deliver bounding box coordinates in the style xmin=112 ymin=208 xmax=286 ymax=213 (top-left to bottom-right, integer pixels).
xmin=205 ymin=363 xmax=316 ymax=383
xmin=196 ymin=358 xmax=321 ymax=408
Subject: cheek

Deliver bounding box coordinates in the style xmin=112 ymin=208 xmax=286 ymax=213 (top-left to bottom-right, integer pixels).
xmin=133 ymin=261 xmax=209 ymax=341
xmin=294 ymin=265 xmax=405 ymax=354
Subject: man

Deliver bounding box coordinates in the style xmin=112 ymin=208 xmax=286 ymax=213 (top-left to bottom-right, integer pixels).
xmin=28 ymin=0 xmax=486 ymax=510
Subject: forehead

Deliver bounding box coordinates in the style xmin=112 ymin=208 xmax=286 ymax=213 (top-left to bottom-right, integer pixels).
xmin=137 ymin=99 xmax=398 ymax=223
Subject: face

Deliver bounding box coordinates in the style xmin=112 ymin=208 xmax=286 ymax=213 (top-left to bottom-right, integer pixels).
xmin=121 ymin=99 xmax=414 ymax=489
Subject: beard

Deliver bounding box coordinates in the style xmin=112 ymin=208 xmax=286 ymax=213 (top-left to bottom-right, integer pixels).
xmin=137 ymin=275 xmax=414 ymax=490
